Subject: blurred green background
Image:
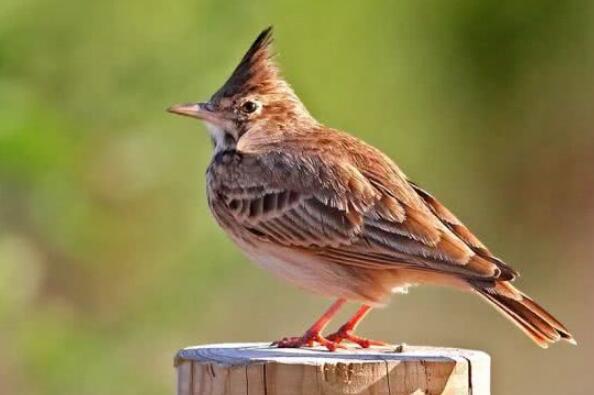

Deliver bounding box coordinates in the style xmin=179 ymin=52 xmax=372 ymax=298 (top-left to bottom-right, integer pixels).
xmin=1 ymin=1 xmax=593 ymax=394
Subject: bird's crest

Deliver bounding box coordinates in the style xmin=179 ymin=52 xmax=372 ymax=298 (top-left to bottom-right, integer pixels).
xmin=211 ymin=26 xmax=281 ymax=101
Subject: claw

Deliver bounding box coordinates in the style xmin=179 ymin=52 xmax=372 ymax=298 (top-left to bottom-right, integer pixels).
xmin=270 ymin=299 xmax=349 ymax=352
xmin=272 ymin=331 xmax=345 ymax=351
xmin=326 ymin=327 xmax=387 ymax=348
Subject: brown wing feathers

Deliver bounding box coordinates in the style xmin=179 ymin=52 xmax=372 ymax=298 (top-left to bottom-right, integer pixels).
xmin=409 ymin=182 xmax=518 ymax=281
xmin=216 ymin=150 xmax=508 ymax=282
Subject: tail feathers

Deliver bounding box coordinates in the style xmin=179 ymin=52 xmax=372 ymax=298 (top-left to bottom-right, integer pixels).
xmin=473 ymin=281 xmax=576 ymax=348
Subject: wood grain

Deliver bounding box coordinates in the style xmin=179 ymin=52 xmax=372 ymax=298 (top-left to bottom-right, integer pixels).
xmin=175 ymin=343 xmax=490 ymax=395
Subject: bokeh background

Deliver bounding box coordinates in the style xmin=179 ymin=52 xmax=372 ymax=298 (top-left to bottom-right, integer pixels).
xmin=1 ymin=1 xmax=593 ymax=394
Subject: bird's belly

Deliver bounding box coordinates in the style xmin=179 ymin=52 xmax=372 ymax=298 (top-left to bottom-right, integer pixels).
xmin=232 ymin=237 xmax=403 ymax=305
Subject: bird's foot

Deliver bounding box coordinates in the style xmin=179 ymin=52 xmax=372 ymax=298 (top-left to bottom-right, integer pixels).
xmin=326 ymin=326 xmax=387 ymax=348
xmin=272 ymin=330 xmax=344 ymax=351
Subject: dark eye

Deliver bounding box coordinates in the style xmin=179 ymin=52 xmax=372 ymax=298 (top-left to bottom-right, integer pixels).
xmin=241 ymin=101 xmax=258 ymax=114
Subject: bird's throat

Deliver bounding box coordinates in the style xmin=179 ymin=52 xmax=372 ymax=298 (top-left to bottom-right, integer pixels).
xmin=206 ymin=123 xmax=237 ymax=154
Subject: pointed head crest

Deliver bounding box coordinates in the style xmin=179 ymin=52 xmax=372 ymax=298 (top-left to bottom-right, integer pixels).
xmin=211 ymin=26 xmax=282 ymax=101
xmin=168 ymin=27 xmax=315 ymax=154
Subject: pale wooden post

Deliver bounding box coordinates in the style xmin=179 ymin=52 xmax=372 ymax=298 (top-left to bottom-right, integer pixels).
xmin=175 ymin=343 xmax=490 ymax=395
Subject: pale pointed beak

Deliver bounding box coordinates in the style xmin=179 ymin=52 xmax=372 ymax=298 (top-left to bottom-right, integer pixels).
xmin=167 ymin=102 xmax=207 ymax=118
xmin=167 ymin=102 xmax=224 ymax=125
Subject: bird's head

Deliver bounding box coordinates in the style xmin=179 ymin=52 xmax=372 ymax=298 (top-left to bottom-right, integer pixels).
xmin=168 ymin=27 xmax=313 ymax=152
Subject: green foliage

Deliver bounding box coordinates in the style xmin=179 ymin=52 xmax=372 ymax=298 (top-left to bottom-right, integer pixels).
xmin=1 ymin=1 xmax=593 ymax=394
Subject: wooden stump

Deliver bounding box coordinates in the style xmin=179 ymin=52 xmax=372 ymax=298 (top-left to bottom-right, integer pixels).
xmin=175 ymin=343 xmax=490 ymax=395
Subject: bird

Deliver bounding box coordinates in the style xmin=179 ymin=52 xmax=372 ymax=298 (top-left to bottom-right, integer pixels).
xmin=167 ymin=27 xmax=575 ymax=351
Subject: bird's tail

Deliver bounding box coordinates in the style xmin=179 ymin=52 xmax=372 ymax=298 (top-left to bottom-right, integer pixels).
xmin=472 ymin=281 xmax=576 ymax=348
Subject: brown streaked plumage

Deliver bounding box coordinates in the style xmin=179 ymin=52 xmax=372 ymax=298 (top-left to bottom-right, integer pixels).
xmin=168 ymin=27 xmax=575 ymax=350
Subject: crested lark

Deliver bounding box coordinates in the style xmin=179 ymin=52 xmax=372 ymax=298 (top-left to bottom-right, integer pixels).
xmin=168 ymin=27 xmax=575 ymax=350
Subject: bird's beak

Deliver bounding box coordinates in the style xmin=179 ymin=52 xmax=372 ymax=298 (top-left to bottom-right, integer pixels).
xmin=167 ymin=102 xmax=224 ymax=125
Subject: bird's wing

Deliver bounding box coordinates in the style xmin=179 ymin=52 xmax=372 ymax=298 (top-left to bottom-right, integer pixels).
xmin=211 ymin=149 xmax=514 ymax=282
xmin=209 ymin=150 xmax=378 ymax=248
xmin=407 ymin=181 xmax=518 ymax=280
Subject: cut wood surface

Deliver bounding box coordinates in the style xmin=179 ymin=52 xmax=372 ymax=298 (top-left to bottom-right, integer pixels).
xmin=175 ymin=343 xmax=490 ymax=395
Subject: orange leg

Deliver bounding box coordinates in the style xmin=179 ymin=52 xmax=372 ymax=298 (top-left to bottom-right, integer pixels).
xmin=272 ymin=299 xmax=346 ymax=351
xmin=326 ymin=305 xmax=387 ymax=348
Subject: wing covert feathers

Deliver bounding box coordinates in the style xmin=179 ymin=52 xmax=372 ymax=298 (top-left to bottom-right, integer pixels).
xmin=209 ymin=142 xmax=512 ymax=282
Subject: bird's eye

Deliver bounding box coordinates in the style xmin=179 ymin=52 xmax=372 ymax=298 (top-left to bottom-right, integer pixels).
xmin=241 ymin=101 xmax=258 ymax=114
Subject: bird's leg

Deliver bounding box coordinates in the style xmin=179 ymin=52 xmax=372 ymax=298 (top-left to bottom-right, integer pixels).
xmin=326 ymin=305 xmax=387 ymax=348
xmin=272 ymin=298 xmax=346 ymax=351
